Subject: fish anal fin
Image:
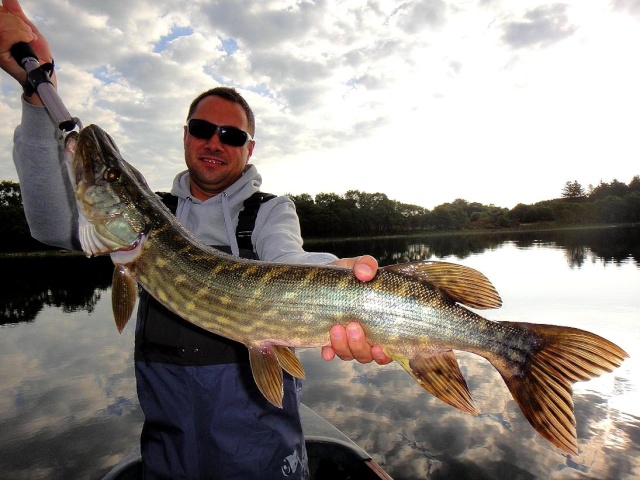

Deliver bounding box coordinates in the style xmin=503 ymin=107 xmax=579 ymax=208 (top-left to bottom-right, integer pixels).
xmin=494 ymin=321 xmax=629 ymax=455
xmin=248 ymin=345 xmax=284 ymax=408
xmin=111 ymin=265 xmax=138 ymax=333
xmin=382 ymin=261 xmax=502 ymax=309
xmin=273 ymin=346 xmax=306 ymax=379
xmin=395 ymin=350 xmax=477 ymax=415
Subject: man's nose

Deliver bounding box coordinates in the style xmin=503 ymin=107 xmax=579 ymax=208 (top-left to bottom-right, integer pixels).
xmin=204 ymin=129 xmax=223 ymax=148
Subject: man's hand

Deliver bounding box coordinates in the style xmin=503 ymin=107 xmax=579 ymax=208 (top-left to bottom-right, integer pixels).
xmin=0 ymin=0 xmax=55 ymax=105
xmin=322 ymin=255 xmax=392 ymax=365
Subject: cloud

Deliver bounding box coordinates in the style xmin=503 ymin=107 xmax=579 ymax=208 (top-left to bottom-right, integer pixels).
xmin=1 ymin=0 xmax=639 ymax=209
xmin=612 ymin=0 xmax=640 ymax=17
xmin=501 ymin=4 xmax=577 ymax=49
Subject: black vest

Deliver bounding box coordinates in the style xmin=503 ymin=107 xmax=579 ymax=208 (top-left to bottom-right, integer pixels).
xmin=134 ymin=192 xmax=275 ymax=366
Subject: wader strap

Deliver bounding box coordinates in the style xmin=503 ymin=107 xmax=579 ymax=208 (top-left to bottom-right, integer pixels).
xmin=157 ymin=191 xmax=276 ymax=252
xmin=235 ymin=192 xmax=276 ymax=251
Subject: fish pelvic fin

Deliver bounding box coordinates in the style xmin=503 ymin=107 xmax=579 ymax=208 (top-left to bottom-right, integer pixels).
xmin=495 ymin=322 xmax=629 ymax=455
xmin=382 ymin=261 xmax=502 ymax=309
xmin=248 ymin=345 xmax=284 ymax=408
xmin=273 ymin=346 xmax=306 ymax=380
xmin=248 ymin=345 xmax=306 ymax=408
xmin=111 ymin=265 xmax=138 ymax=333
xmin=395 ymin=350 xmax=478 ymax=415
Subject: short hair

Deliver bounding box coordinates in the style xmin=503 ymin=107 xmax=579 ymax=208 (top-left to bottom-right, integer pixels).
xmin=187 ymin=87 xmax=255 ymax=136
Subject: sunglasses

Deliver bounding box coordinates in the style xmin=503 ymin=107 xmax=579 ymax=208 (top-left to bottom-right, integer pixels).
xmin=187 ymin=118 xmax=253 ymax=147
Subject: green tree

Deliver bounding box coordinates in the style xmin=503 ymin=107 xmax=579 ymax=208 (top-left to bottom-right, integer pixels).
xmin=589 ymin=179 xmax=629 ymax=200
xmin=0 ymin=180 xmax=22 ymax=207
xmin=561 ymin=180 xmax=585 ymax=199
xmin=510 ymin=203 xmax=537 ymax=223
xmin=0 ymin=180 xmax=43 ymax=251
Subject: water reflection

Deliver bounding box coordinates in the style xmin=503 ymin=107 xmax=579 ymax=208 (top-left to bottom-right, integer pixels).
xmin=1 ymin=226 xmax=637 ymax=326
xmin=308 ymin=224 xmax=640 ymax=267
xmin=0 ymin=255 xmax=113 ymax=325
xmin=0 ymin=225 xmax=638 ymax=479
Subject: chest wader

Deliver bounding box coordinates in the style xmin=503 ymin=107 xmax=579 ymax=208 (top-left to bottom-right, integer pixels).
xmin=134 ymin=192 xmax=309 ymax=479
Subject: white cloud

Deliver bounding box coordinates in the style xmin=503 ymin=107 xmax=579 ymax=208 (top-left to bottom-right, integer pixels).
xmin=1 ymin=0 xmax=638 ymax=209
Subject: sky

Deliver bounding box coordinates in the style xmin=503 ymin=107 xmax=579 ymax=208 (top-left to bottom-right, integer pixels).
xmin=1 ymin=0 xmax=639 ymax=210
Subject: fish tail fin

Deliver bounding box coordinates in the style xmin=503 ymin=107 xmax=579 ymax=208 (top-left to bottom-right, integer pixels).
xmin=494 ymin=322 xmax=628 ymax=455
xmin=394 ymin=350 xmax=478 ymax=415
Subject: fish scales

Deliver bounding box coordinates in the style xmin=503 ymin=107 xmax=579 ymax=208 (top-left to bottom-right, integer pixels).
xmin=133 ymin=223 xmax=489 ymax=353
xmin=65 ymin=124 xmax=628 ymax=455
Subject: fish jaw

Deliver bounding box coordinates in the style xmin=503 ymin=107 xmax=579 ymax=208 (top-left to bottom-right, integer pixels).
xmin=68 ymin=125 xmax=152 ymax=257
xmin=77 ymin=213 xmax=145 ymax=256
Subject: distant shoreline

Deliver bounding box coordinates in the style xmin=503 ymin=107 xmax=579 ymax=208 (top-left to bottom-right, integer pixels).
xmin=2 ymin=222 xmax=637 ymax=258
xmin=303 ymin=222 xmax=639 ymax=245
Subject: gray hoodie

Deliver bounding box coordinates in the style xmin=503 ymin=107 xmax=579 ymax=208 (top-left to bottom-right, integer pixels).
xmin=12 ymin=100 xmax=337 ymax=265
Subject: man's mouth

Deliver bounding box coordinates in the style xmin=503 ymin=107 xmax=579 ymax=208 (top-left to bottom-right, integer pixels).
xmin=199 ymin=156 xmax=225 ymax=165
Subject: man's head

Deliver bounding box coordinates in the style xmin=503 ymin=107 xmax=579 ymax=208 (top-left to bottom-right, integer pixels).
xmin=183 ymin=87 xmax=256 ymax=200
xmin=187 ymin=87 xmax=255 ymax=137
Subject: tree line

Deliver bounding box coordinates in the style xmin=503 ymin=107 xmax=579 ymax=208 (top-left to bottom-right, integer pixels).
xmin=290 ymin=176 xmax=640 ymax=238
xmin=1 ymin=176 xmax=639 ymax=252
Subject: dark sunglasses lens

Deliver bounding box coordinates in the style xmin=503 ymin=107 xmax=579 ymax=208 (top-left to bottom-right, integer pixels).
xmin=188 ymin=119 xmax=248 ymax=146
xmin=188 ymin=119 xmax=215 ymax=140
xmin=219 ymin=127 xmax=248 ymax=147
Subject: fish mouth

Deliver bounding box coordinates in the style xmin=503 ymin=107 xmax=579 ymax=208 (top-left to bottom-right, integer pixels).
xmin=78 ymin=214 xmax=147 ymax=257
xmin=66 ymin=125 xmax=150 ymax=258
xmin=109 ymin=231 xmax=148 ymax=265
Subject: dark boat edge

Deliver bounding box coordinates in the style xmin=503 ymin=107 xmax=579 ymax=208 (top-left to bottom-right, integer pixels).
xmin=101 ymin=403 xmax=393 ymax=480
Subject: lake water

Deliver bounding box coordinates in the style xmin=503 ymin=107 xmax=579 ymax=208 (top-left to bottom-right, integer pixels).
xmin=0 ymin=225 xmax=638 ymax=479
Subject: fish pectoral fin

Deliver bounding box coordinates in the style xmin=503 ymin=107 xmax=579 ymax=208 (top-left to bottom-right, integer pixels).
xmin=111 ymin=265 xmax=138 ymax=333
xmin=395 ymin=350 xmax=477 ymax=415
xmin=273 ymin=346 xmax=306 ymax=379
xmin=382 ymin=261 xmax=502 ymax=309
xmin=248 ymin=345 xmax=284 ymax=408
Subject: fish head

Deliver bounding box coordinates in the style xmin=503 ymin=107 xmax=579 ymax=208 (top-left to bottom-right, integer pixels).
xmin=65 ymin=124 xmax=154 ymax=257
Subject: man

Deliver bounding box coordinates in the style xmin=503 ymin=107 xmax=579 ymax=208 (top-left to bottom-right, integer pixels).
xmin=0 ymin=1 xmax=391 ymax=478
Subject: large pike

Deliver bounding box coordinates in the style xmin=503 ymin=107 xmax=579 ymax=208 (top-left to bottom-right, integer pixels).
xmin=66 ymin=124 xmax=627 ymax=455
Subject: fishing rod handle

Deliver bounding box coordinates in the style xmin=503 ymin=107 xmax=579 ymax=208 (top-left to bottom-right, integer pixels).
xmin=10 ymin=42 xmax=79 ymax=132
xmin=10 ymin=41 xmax=38 ymax=68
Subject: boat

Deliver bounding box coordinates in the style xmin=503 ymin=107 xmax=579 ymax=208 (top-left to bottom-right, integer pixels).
xmin=102 ymin=403 xmax=393 ymax=479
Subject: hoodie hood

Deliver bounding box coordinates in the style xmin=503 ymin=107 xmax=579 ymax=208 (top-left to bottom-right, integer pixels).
xmin=168 ymin=164 xmax=263 ymax=255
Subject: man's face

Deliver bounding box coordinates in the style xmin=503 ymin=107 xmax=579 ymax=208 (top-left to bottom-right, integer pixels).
xmin=183 ymin=95 xmax=255 ymax=200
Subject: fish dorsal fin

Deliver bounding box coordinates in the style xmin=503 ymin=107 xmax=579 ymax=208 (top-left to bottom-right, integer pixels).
xmin=382 ymin=261 xmax=502 ymax=309
xmin=111 ymin=265 xmax=138 ymax=333
xmin=273 ymin=346 xmax=306 ymax=379
xmin=248 ymin=345 xmax=284 ymax=408
xmin=394 ymin=350 xmax=478 ymax=414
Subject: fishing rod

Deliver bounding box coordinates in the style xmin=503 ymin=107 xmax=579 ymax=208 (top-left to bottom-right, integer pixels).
xmin=10 ymin=41 xmax=80 ymax=133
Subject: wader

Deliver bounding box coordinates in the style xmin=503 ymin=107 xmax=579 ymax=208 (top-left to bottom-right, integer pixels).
xmin=134 ymin=192 xmax=309 ymax=479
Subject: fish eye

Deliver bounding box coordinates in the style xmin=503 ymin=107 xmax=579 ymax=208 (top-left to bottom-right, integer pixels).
xmin=104 ymin=168 xmax=121 ymax=182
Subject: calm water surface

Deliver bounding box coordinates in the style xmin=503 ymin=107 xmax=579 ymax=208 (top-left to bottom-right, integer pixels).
xmin=0 ymin=226 xmax=638 ymax=479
